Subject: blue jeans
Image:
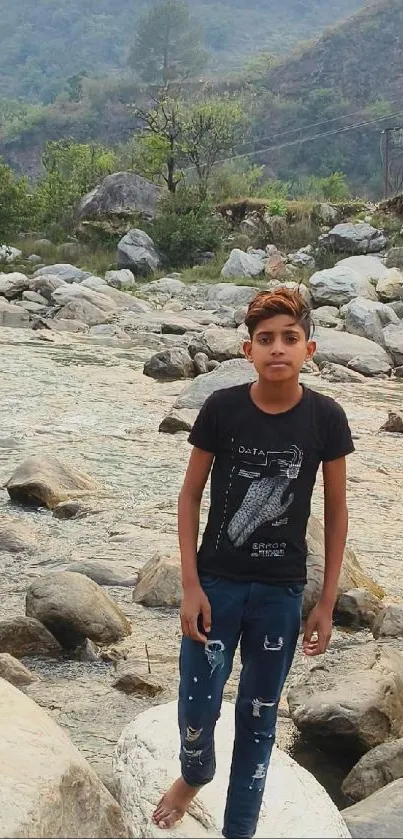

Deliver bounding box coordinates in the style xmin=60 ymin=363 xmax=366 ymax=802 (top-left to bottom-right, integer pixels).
xmin=178 ymin=574 xmax=303 ymax=838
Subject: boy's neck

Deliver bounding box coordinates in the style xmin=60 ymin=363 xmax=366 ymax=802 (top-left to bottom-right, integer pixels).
xmin=250 ymin=376 xmax=303 ymax=414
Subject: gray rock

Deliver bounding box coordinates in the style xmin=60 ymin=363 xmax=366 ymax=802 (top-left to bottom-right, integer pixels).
xmin=32 ymin=238 xmax=53 ymax=249
xmin=336 ymin=255 xmax=390 ymax=285
xmin=383 ymin=323 xmax=403 ymax=366
xmin=288 ymin=251 xmax=315 ymax=268
xmin=0 ymin=271 xmax=30 ymax=299
xmin=80 ymin=277 xmax=152 ymax=313
xmin=0 ymin=515 xmax=38 ymax=553
xmin=22 ymin=290 xmax=48 ymax=305
xmin=0 ymin=299 xmax=30 ymax=328
xmin=161 ymin=314 xmax=204 ymax=334
xmin=0 ymin=653 xmax=38 ymax=686
xmin=189 ymin=326 xmax=244 ymax=362
xmin=147 ymin=276 xmax=186 ymax=295
xmin=335 ymin=588 xmax=383 ymax=628
xmin=26 ymin=571 xmax=132 ymax=649
xmin=319 ymin=362 xmax=366 ymax=383
xmin=76 ymin=171 xmax=160 ymax=221
xmin=206 ymin=282 xmax=258 ymax=308
xmin=113 ymin=670 xmax=165 ymax=696
xmin=6 ymin=454 xmax=100 ymax=510
xmin=174 ymin=358 xmax=256 ymax=410
xmin=33 ymin=317 xmax=88 ymax=334
xmin=344 ymin=297 xmax=399 ymax=346
xmin=379 ymin=411 xmax=403 ymax=433
xmin=105 ymin=269 xmax=136 ymax=289
xmin=55 ymin=298 xmax=113 ymax=327
xmin=395 ymin=366 xmax=403 ymax=378
xmin=319 ymin=223 xmax=388 ymax=254
xmin=66 ymin=561 xmax=136 ymax=588
xmin=314 ymin=203 xmax=340 ymax=226
xmin=288 ymin=648 xmax=403 ymax=755
xmin=58 ymin=241 xmax=81 ymax=260
xmin=386 ymin=247 xmax=403 ymax=269
xmin=312 ymin=306 xmax=341 ymax=328
xmin=342 ymin=778 xmax=403 ymax=838
xmin=29 ymin=274 xmax=66 ymax=300
xmin=309 ymin=266 xmax=378 ymax=307
xmin=0 ymin=616 xmax=61 ymax=658
xmin=159 ymin=407 xmax=198 ymax=434
xmin=389 ymin=301 xmax=403 ymax=318
xmin=220 ymin=249 xmax=265 ymax=278
xmin=17 ymin=299 xmax=46 ymax=314
xmin=342 ymin=739 xmax=403 ymax=803
xmin=133 ymin=553 xmax=182 ymax=608
xmin=376 ymin=269 xmax=403 ymax=302
xmin=34 ymin=263 xmax=90 ymax=283
xmin=0 ymin=244 xmax=22 ymax=263
xmin=193 ymin=351 xmax=210 ymax=375
xmin=372 ymin=604 xmax=403 ymax=639
xmin=27 ymin=254 xmax=43 ymax=265
xmin=117 ymin=228 xmax=161 ymax=275
xmin=143 ymin=347 xmax=195 ymax=381
xmin=314 ymin=326 xmax=392 ymax=376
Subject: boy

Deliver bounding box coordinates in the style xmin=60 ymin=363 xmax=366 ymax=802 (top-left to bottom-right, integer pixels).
xmin=153 ymin=288 xmax=354 ymax=837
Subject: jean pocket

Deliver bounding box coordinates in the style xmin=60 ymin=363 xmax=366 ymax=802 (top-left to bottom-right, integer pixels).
xmin=199 ymin=573 xmax=222 ymax=590
xmin=285 ymin=583 xmax=305 ymax=597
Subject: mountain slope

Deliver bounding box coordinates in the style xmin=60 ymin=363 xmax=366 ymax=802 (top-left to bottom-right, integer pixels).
xmin=263 ymin=0 xmax=403 ymax=105
xmin=1 ymin=0 xmax=368 ymax=101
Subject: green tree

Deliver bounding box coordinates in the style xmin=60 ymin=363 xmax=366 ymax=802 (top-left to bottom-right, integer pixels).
xmin=35 ymin=140 xmax=117 ymax=237
xmin=128 ymin=0 xmax=207 ymax=85
xmin=0 ymin=158 xmax=32 ymax=241
xmin=131 ymin=96 xmax=184 ymax=193
xmin=181 ymin=97 xmax=246 ymax=198
xmin=149 ymin=187 xmax=225 ymax=266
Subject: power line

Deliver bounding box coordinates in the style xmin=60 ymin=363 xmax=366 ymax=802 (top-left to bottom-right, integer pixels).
xmin=183 ymin=108 xmax=403 ymax=172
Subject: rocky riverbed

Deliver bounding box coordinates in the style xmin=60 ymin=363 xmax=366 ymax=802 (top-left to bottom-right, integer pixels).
xmin=1 ymin=320 xmax=403 ymax=809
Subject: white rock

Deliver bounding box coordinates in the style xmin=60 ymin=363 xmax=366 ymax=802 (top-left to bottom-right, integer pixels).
xmin=34 ymin=263 xmax=90 ymax=283
xmin=314 ymin=326 xmax=392 ymax=376
xmin=207 ymin=282 xmax=257 ymax=307
xmin=376 ymin=268 xmax=403 ymax=302
xmin=336 ymin=255 xmax=390 ymax=285
xmin=114 ymin=700 xmax=350 ymax=838
xmin=0 ymin=678 xmax=129 ymax=838
xmin=221 ymin=249 xmax=265 ymax=278
xmin=0 ymin=245 xmax=22 ymax=263
xmin=309 ymin=265 xmax=378 ymax=307
xmin=105 ymin=269 xmax=136 ymax=289
xmin=0 ymin=299 xmax=30 ymax=328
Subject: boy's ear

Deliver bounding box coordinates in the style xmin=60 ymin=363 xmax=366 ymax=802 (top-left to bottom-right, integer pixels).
xmin=306 ymin=339 xmax=316 ymax=360
xmin=243 ymin=339 xmax=253 ymax=362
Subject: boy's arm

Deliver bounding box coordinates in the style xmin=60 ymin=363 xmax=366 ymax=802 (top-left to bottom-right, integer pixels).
xmin=303 ymin=456 xmax=348 ymax=656
xmin=178 ymin=446 xmax=214 ymax=643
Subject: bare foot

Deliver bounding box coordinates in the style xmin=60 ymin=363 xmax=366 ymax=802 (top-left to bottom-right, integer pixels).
xmin=152 ymin=776 xmax=200 ymax=829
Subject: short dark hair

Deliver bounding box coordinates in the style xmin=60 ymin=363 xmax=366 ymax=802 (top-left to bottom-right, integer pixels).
xmin=245 ymin=288 xmax=312 ymax=340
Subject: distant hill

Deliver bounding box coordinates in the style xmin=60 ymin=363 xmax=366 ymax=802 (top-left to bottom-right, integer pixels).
xmin=2 ymin=0 xmax=368 ymax=101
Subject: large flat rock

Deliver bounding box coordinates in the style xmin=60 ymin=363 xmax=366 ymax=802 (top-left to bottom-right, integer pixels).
xmin=114 ymin=700 xmax=350 ymax=838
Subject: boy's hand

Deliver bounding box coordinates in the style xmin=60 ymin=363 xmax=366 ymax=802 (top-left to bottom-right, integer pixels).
xmin=180 ymin=583 xmax=211 ymax=643
xmin=302 ymin=603 xmax=333 ymax=656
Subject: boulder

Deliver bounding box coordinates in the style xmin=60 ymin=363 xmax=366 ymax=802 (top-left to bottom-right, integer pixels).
xmin=147 ymin=277 xmax=186 ymax=295
xmin=80 ymin=277 xmax=152 ymax=313
xmin=386 ymin=247 xmax=403 ymax=269
xmin=207 ymin=282 xmax=258 ymax=307
xmin=0 ymin=515 xmax=37 ymax=553
xmin=314 ymin=326 xmax=392 ymax=376
xmin=143 ymin=348 xmax=195 ymax=381
xmin=158 ymin=407 xmax=199 ymax=434
xmin=0 ymin=617 xmax=61 ymax=658
xmin=376 ymin=268 xmax=403 ymax=302
xmin=311 ymin=306 xmax=341 ymax=328
xmin=113 ymin=670 xmax=165 ymax=697
xmin=189 ymin=326 xmax=244 ymax=362
xmin=132 ymin=554 xmax=182 ymax=608
xmin=55 ymin=298 xmax=113 ymax=326
xmin=0 ymin=653 xmax=38 ymax=686
xmin=319 ymin=362 xmax=365 ymax=384
xmin=23 ymin=290 xmax=49 ymax=305
xmin=336 ymin=255 xmax=390 ymax=285
xmin=34 ymin=263 xmax=90 ymax=283
xmin=114 ymin=700 xmax=350 ymax=838
xmin=288 ymin=647 xmax=403 ymax=756
xmin=66 ymin=561 xmax=136 ymax=588
xmin=265 ymin=252 xmax=287 ymax=279
xmin=6 ymin=455 xmax=100 ymax=509
xmin=117 ymin=228 xmax=161 ymax=275
xmin=0 ymin=678 xmax=129 ymax=838
xmin=342 ymin=739 xmax=403 ymax=803
xmin=335 ymin=588 xmax=382 ymax=628
xmin=319 ymin=223 xmax=387 ymax=254
xmin=105 ymin=269 xmax=136 ymax=289
xmin=288 ymin=250 xmax=315 ymax=269
xmin=372 ymin=604 xmax=403 ymax=639
xmin=0 ymin=244 xmax=22 ymax=263
xmin=51 ymin=282 xmax=117 ymax=314
xmin=304 ymin=515 xmax=384 ymax=619
xmin=26 ymin=571 xmax=132 ymax=649
xmin=0 ymin=299 xmax=30 ymax=328
xmin=314 ymin=203 xmax=340 ymax=226
xmin=0 ymin=271 xmax=29 ymax=299
xmin=309 ymin=266 xmax=378 ymax=307
xmin=382 ymin=323 xmax=403 ymax=366
xmin=76 ymin=171 xmax=160 ymax=223
xmin=221 ymin=249 xmax=265 ymax=278
xmin=29 ymin=274 xmax=66 ymax=300
xmin=174 ymin=358 xmax=256 ymax=410
xmin=344 ymin=297 xmax=399 ymax=346
xmin=342 ymin=778 xmax=403 ymax=838
xmin=380 ymin=411 xmax=403 ymax=433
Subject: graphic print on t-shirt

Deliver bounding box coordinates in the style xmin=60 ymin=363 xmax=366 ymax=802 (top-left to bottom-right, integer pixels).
xmin=220 ymin=442 xmax=303 ymax=556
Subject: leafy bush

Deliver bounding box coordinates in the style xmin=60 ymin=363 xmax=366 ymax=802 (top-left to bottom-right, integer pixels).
xmin=0 ymin=158 xmax=33 ymax=241
xmin=149 ymin=188 xmax=226 ymax=267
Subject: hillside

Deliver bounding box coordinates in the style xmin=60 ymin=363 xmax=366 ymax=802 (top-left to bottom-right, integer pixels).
xmin=2 ymin=0 xmax=368 ymax=101
xmin=263 ymin=0 xmax=403 ymax=105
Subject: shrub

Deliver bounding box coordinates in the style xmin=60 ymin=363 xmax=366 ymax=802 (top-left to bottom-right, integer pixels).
xmin=149 ymin=188 xmax=226 ymax=267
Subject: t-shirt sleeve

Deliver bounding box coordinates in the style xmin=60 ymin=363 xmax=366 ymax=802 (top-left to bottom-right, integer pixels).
xmin=188 ymin=393 xmax=219 ymax=454
xmin=322 ymin=401 xmax=355 ymax=462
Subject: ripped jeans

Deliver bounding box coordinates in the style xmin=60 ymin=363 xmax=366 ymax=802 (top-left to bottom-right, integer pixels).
xmin=178 ymin=574 xmax=304 ymax=838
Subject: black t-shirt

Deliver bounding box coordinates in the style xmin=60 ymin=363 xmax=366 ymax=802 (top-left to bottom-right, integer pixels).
xmin=188 ymin=383 xmax=354 ymax=585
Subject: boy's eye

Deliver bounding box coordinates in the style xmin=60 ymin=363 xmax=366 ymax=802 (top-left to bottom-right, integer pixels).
xmin=286 ymin=335 xmax=298 ymax=343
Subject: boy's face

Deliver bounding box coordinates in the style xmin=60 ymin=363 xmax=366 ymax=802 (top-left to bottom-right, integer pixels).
xmin=243 ymin=314 xmax=316 ymax=382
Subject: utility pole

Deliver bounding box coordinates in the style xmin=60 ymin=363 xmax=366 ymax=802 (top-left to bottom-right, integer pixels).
xmin=383 ymin=127 xmax=392 ymax=200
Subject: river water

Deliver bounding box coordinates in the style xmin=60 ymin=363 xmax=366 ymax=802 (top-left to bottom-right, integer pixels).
xmin=1 ymin=325 xmax=403 ymax=806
